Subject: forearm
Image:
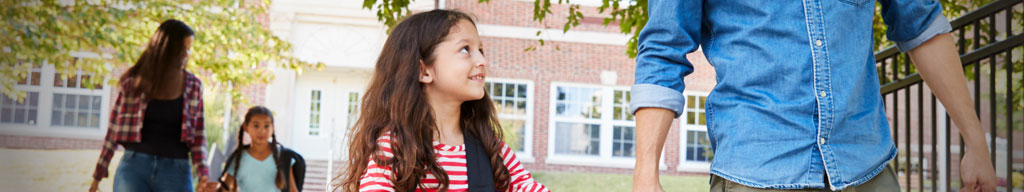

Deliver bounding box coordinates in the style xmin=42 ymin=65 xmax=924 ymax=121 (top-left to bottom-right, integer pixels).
xmin=633 ymin=108 xmax=675 ymax=180
xmin=907 ymin=33 xmax=988 ymax=151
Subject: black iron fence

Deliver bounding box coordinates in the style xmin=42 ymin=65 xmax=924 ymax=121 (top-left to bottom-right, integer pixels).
xmin=875 ymin=0 xmax=1023 ymax=191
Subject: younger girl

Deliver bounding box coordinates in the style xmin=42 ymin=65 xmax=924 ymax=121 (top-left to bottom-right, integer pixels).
xmin=219 ymin=106 xmax=300 ymax=192
xmin=340 ymin=10 xmax=549 ymax=192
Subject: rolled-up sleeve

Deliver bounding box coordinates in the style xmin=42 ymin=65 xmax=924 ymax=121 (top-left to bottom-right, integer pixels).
xmin=630 ymin=0 xmax=702 ymax=117
xmin=878 ymin=0 xmax=953 ymax=52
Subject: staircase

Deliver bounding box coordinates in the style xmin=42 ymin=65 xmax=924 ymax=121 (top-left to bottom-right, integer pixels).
xmin=303 ymin=159 xmax=329 ymax=192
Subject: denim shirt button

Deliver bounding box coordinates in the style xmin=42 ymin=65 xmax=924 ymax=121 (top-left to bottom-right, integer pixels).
xmin=815 ymin=40 xmax=823 ymax=47
xmin=819 ymin=138 xmax=826 ymax=145
xmin=819 ymin=91 xmax=827 ymax=97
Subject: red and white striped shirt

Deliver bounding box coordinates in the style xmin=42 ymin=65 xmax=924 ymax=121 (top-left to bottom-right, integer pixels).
xmin=359 ymin=134 xmax=549 ymax=192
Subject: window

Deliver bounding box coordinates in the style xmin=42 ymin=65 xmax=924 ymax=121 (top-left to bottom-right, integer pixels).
xmin=680 ymin=92 xmax=712 ymax=170
xmin=548 ymin=83 xmax=639 ymax=167
xmin=51 ymin=94 xmax=102 ymax=128
xmin=3 ymin=62 xmax=110 ymax=137
xmin=346 ymin=92 xmax=360 ymax=129
xmin=553 ymin=86 xmax=602 ymax=156
xmin=612 ymin=126 xmax=634 ymax=157
xmin=1 ymin=92 xmax=39 ymax=125
xmin=309 ymin=90 xmax=322 ymax=136
xmin=485 ymin=80 xmax=532 ymax=155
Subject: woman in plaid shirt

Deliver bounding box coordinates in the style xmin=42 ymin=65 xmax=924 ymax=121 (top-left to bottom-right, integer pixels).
xmin=89 ymin=19 xmax=215 ymax=192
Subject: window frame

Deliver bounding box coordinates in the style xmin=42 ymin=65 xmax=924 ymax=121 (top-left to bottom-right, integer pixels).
xmin=484 ymin=78 xmax=535 ymax=162
xmin=2 ymin=62 xmax=111 ymax=139
xmin=546 ymin=82 xmax=664 ymax=169
xmin=678 ymin=91 xmax=711 ymax=173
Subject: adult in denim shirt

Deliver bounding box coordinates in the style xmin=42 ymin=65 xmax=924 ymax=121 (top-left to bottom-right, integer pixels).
xmin=630 ymin=0 xmax=997 ymax=191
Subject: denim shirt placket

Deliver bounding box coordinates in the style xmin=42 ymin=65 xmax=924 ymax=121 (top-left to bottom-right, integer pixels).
xmin=803 ymin=0 xmax=839 ymax=187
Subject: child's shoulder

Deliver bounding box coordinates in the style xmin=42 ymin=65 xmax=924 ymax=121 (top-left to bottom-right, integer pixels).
xmin=372 ymin=132 xmax=395 ymax=159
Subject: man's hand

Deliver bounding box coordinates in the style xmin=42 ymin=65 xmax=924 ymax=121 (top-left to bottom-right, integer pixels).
xmin=632 ymin=108 xmax=675 ymax=192
xmin=960 ymin=146 xmax=997 ymax=192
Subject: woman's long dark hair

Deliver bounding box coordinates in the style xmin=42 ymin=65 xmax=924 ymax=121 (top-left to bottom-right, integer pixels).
xmin=337 ymin=10 xmax=511 ymax=192
xmin=119 ymin=19 xmax=193 ymax=97
xmin=226 ymin=106 xmax=288 ymax=189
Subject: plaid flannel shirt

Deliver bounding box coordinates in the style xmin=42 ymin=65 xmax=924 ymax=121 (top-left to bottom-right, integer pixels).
xmin=92 ymin=71 xmax=207 ymax=180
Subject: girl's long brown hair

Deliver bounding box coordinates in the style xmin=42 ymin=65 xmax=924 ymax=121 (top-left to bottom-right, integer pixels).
xmin=337 ymin=10 xmax=510 ymax=192
xmin=120 ymin=19 xmax=193 ymax=97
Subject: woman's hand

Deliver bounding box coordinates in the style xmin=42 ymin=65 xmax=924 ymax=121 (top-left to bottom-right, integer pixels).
xmin=196 ymin=176 xmax=220 ymax=192
xmin=88 ymin=180 xmax=100 ymax=192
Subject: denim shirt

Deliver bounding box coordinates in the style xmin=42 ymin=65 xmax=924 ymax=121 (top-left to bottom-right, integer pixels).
xmin=630 ymin=0 xmax=951 ymax=190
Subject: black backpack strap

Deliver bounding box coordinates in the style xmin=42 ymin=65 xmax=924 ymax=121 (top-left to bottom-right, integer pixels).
xmin=277 ymin=145 xmax=306 ymax=192
xmin=463 ymin=131 xmax=498 ymax=192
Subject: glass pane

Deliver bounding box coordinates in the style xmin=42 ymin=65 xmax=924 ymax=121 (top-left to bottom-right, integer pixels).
xmin=699 ymin=112 xmax=706 ymax=125
xmin=66 ymin=96 xmax=77 ymax=109
xmin=1 ymin=108 xmax=10 ymax=122
xmin=624 ymin=143 xmax=634 ymax=157
xmin=494 ymin=83 xmax=503 ymax=97
xmin=92 ymin=96 xmax=101 ymax=110
xmin=28 ymin=92 xmax=38 ymax=107
xmin=90 ymin=112 xmax=101 ymax=127
xmin=614 ymin=91 xmax=622 ymax=104
xmin=699 ymin=96 xmax=706 ymax=109
xmin=515 ymin=100 xmax=526 ymax=115
xmin=554 ymin=122 xmax=600 ymax=156
xmin=687 ymin=111 xmax=695 ymax=125
xmin=503 ymin=100 xmax=514 ymax=114
xmin=687 ymin=131 xmax=696 ymax=145
xmin=613 ymin=127 xmax=622 ymax=140
xmin=625 ymin=128 xmax=634 ymax=140
xmin=3 ymin=96 xmax=13 ymax=105
xmin=79 ymin=75 xmax=89 ymax=88
xmin=30 ymin=71 xmax=41 ymax=86
xmin=67 ymin=75 xmax=78 ymax=88
xmin=77 ymin=112 xmax=88 ymax=127
xmin=556 ymin=103 xmax=565 ymax=115
xmin=27 ymin=109 xmax=36 ymax=125
xmin=613 ymin=107 xmax=622 ymax=120
xmin=556 ymin=87 xmax=565 ymax=100
xmin=54 ymin=74 xmax=65 ymax=87
xmin=17 ymin=74 xmax=27 ymax=85
xmin=64 ymin=111 xmax=75 ymax=126
xmin=485 ymin=82 xmax=491 ymax=93
xmin=517 ymin=84 xmax=526 ymax=98
xmin=687 ymin=95 xmax=695 ymax=109
xmin=53 ymin=94 xmax=63 ymax=108
xmin=14 ymin=108 xmax=25 ymax=123
xmin=504 ymin=84 xmax=514 ymax=97
xmin=52 ymin=111 xmax=63 ymax=126
xmin=79 ymin=95 xmax=90 ymax=109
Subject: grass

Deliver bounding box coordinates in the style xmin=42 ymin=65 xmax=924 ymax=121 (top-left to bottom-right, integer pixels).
xmin=532 ymin=171 xmax=710 ymax=192
xmin=0 ymin=148 xmax=716 ymax=191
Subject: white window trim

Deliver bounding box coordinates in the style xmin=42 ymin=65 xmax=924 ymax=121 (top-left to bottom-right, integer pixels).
xmin=486 ymin=78 xmax=535 ymax=163
xmin=307 ymin=88 xmax=325 ymax=137
xmin=678 ymin=91 xmax=711 ymax=173
xmin=1 ymin=62 xmax=111 ymax=140
xmin=547 ymin=82 xmax=666 ymax=169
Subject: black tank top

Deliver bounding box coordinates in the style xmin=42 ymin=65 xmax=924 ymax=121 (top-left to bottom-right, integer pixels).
xmin=121 ymin=96 xmax=189 ymax=159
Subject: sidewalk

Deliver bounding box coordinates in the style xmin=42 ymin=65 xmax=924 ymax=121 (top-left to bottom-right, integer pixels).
xmin=0 ymin=148 xmax=122 ymax=191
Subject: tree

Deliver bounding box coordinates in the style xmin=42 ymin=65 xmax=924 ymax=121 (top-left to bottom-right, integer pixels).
xmin=1 ymin=0 xmax=323 ymax=151
xmin=1 ymin=0 xmax=323 ymax=102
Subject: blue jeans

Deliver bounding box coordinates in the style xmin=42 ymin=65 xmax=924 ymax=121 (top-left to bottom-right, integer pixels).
xmin=113 ymin=150 xmax=193 ymax=192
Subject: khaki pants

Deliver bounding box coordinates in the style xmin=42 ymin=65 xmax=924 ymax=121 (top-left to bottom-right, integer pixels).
xmin=710 ymin=166 xmax=899 ymax=192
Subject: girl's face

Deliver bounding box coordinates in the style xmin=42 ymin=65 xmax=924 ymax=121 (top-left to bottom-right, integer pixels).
xmin=420 ymin=19 xmax=488 ymax=102
xmin=243 ymin=114 xmax=274 ymax=145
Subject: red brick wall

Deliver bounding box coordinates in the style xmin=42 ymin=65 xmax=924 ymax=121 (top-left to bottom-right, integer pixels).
xmin=453 ymin=0 xmax=717 ymax=175
xmin=0 ymin=134 xmax=105 ymax=150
